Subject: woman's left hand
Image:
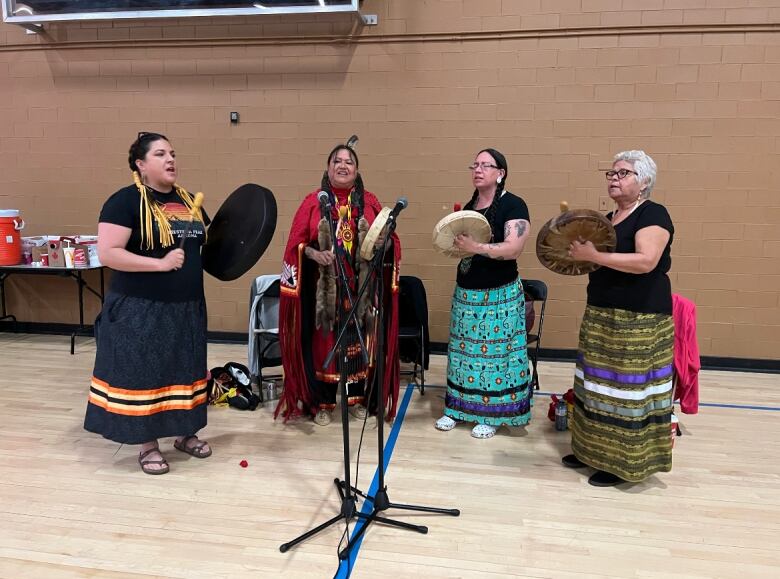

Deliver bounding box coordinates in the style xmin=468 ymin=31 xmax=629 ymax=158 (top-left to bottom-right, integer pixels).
xmin=374 ymin=230 xmax=391 ymax=250
xmin=568 ymin=239 xmax=599 ymax=262
xmin=454 ymin=233 xmax=480 ymax=254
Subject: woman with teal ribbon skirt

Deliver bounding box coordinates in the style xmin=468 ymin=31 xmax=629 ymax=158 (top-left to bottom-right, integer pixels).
xmin=435 ymin=148 xmax=532 ymax=439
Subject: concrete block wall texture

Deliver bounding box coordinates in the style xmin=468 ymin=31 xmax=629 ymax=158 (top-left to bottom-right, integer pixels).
xmin=1 ymin=0 xmax=779 ymax=360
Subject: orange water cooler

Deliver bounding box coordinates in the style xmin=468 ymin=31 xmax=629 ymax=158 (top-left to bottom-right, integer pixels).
xmin=0 ymin=210 xmax=25 ymax=266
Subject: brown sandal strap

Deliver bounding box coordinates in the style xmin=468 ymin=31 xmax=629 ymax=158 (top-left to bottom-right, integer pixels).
xmin=139 ymin=447 xmax=164 ymax=461
xmin=138 ymin=448 xmax=169 ymax=474
xmin=176 ymin=435 xmax=210 ymax=456
xmin=177 ymin=435 xmax=198 ymax=448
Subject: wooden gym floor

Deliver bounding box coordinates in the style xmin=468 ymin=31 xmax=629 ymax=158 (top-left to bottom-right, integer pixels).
xmin=0 ymin=333 xmax=778 ymax=578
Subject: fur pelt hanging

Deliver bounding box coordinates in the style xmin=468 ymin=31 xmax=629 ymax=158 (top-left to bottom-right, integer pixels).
xmin=315 ymin=218 xmax=336 ymax=332
xmin=314 ymin=216 xmax=373 ymax=333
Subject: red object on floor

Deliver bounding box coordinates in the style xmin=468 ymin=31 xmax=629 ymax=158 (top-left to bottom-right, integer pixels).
xmin=239 ymin=460 xmax=248 ymax=468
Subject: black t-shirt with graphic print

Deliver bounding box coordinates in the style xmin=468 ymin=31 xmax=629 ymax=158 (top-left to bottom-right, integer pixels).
xmin=99 ymin=184 xmax=210 ymax=302
xmin=456 ymin=191 xmax=530 ymax=290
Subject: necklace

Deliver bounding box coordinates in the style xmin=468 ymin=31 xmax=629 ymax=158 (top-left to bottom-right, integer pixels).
xmin=612 ymin=198 xmax=643 ymax=225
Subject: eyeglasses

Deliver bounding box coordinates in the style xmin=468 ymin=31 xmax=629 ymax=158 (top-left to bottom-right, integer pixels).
xmin=468 ymin=162 xmax=499 ymax=171
xmin=605 ymin=169 xmax=637 ymax=180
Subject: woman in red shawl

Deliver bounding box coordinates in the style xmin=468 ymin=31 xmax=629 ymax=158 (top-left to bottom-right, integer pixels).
xmin=275 ymin=143 xmax=401 ymax=425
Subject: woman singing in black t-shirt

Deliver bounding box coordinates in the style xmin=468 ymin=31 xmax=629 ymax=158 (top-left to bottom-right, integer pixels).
xmin=84 ymin=132 xmax=212 ymax=475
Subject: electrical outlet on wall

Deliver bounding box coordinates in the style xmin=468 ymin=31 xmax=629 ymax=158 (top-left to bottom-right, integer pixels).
xmin=599 ymin=197 xmax=610 ymax=211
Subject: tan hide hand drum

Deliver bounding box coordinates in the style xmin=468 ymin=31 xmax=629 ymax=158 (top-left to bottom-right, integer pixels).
xmin=432 ymin=210 xmax=491 ymax=259
xmin=359 ymin=206 xmax=392 ymax=261
xmin=535 ymin=201 xmax=616 ymax=276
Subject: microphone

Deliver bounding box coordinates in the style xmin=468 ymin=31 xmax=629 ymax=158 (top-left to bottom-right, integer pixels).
xmin=317 ymin=189 xmax=332 ymax=209
xmin=387 ymin=196 xmax=408 ymax=221
xmin=317 ymin=189 xmax=333 ymax=222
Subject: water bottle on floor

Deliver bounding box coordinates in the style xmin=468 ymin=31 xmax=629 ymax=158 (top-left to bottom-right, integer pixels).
xmin=263 ymin=380 xmax=278 ymax=402
xmin=555 ymin=399 xmax=568 ymax=431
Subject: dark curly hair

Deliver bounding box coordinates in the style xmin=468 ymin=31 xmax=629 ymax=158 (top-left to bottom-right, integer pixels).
xmin=128 ymin=131 xmax=170 ymax=173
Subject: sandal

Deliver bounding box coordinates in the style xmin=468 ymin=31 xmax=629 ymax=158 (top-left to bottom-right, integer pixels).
xmin=173 ymin=435 xmax=212 ymax=459
xmin=471 ymin=424 xmax=497 ymax=439
xmin=138 ymin=447 xmax=169 ymax=475
xmin=435 ymin=416 xmax=457 ymax=431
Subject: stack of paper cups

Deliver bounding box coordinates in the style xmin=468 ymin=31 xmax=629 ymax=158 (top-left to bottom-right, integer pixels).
xmin=73 ymin=248 xmax=87 ymax=267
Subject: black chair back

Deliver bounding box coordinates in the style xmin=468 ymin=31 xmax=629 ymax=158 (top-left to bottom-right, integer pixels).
xmin=398 ymin=275 xmax=430 ymax=393
xmin=522 ymin=279 xmax=548 ymax=391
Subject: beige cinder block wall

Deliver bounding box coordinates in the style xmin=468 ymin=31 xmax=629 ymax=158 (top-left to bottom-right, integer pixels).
xmin=1 ymin=1 xmax=778 ymax=360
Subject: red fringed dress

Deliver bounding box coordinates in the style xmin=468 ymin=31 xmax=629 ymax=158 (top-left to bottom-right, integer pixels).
xmin=275 ymin=187 xmax=401 ymax=421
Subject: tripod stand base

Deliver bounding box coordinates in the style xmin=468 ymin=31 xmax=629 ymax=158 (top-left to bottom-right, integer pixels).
xmin=279 ymin=478 xmax=356 ymax=553
xmin=279 ymin=478 xmax=460 ymax=559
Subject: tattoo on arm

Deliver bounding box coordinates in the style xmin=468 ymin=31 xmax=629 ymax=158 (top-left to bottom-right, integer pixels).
xmin=482 ymin=243 xmax=505 ymax=260
xmin=504 ymin=220 xmax=528 ymax=240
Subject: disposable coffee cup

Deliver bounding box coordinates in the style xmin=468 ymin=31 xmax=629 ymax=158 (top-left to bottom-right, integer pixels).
xmin=63 ymin=246 xmax=75 ymax=268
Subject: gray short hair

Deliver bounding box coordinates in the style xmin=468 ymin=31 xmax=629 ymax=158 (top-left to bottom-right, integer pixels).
xmin=613 ymin=150 xmax=657 ymax=199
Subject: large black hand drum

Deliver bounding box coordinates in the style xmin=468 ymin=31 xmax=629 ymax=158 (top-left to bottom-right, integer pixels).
xmin=202 ymin=184 xmax=278 ymax=281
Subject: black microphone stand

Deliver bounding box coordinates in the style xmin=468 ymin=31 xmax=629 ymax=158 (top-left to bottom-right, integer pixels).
xmin=280 ymin=194 xmax=368 ymax=554
xmin=335 ymin=211 xmax=459 ymax=559
xmin=279 ymin=207 xmax=460 ymax=560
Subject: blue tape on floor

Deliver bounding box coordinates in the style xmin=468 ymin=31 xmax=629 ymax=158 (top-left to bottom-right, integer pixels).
xmin=333 ymin=381 xmax=778 ymax=575
xmin=335 ymin=382 xmax=415 ymax=578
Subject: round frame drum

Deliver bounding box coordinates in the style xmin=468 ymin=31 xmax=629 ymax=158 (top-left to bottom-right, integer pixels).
xmin=535 ymin=207 xmax=616 ymax=276
xmin=202 ymin=184 xmax=277 ymax=281
xmin=359 ymin=207 xmax=392 ymax=261
xmin=432 ymin=210 xmax=491 ymax=259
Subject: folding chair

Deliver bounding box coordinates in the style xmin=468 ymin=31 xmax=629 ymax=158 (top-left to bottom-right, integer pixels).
xmin=398 ymin=275 xmax=430 ymax=394
xmin=248 ymin=274 xmax=282 ymax=385
xmin=523 ymin=279 xmax=548 ymax=392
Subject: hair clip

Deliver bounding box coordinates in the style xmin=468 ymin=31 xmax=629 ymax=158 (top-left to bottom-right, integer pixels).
xmin=346 ymin=134 xmax=359 ymax=151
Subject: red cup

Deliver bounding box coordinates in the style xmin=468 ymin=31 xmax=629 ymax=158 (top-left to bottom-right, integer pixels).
xmin=74 ymin=248 xmax=87 ymax=267
xmin=40 ymin=254 xmax=49 ymax=266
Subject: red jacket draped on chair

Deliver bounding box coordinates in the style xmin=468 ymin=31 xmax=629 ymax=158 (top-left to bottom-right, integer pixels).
xmin=672 ymin=293 xmax=700 ymax=414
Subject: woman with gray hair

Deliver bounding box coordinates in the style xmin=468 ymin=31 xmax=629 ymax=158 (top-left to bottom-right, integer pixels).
xmin=562 ymin=150 xmax=675 ymax=486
